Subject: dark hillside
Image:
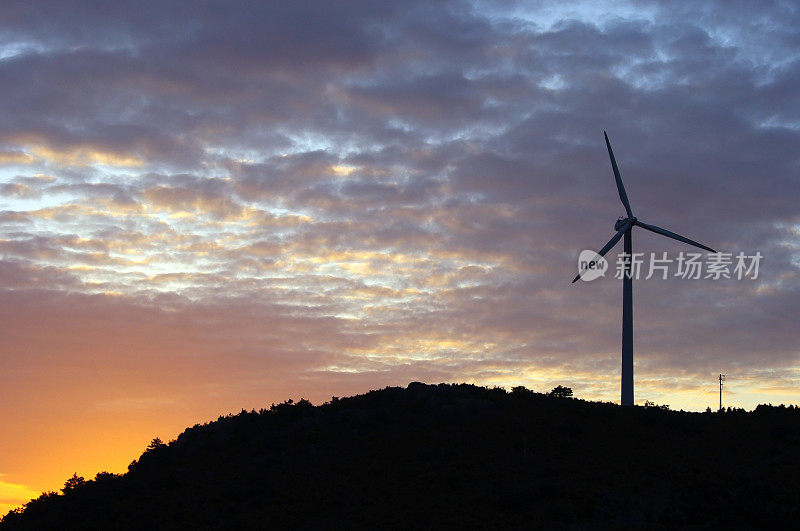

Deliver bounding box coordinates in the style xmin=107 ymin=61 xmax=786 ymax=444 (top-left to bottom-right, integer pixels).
xmin=3 ymin=383 xmax=800 ymax=529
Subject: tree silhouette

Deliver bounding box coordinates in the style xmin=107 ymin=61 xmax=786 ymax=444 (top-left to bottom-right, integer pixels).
xmin=62 ymin=473 xmax=85 ymax=493
xmin=146 ymin=437 xmax=165 ymax=452
xmin=548 ymin=385 xmax=573 ymax=398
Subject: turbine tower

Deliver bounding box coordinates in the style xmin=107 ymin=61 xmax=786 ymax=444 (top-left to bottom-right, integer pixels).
xmin=573 ymin=132 xmax=715 ymax=406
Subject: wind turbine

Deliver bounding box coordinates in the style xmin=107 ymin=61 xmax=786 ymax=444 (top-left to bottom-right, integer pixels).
xmin=573 ymin=132 xmax=715 ymax=406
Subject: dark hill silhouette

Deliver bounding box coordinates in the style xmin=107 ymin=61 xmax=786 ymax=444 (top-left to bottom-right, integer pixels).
xmin=3 ymin=383 xmax=800 ymax=529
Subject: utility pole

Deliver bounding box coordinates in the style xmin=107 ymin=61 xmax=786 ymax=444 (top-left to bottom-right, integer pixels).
xmin=719 ymin=374 xmax=726 ymax=412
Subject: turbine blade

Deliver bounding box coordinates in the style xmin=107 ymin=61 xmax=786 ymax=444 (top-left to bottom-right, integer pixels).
xmin=605 ymin=131 xmax=633 ymax=218
xmin=634 ymin=220 xmax=716 ymax=253
xmin=572 ymin=219 xmax=632 ymax=283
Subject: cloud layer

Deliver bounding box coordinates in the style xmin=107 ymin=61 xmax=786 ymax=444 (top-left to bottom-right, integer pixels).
xmin=1 ymin=0 xmax=799 ymax=507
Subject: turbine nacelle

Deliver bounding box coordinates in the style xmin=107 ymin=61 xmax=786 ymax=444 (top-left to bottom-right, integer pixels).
xmin=614 ymin=216 xmax=635 ymax=230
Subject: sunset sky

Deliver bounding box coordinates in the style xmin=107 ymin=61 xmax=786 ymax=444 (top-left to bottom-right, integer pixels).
xmin=2 ymin=0 xmax=799 ymax=513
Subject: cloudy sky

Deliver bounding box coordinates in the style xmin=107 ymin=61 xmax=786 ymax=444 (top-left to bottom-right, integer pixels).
xmin=1 ymin=0 xmax=799 ymax=511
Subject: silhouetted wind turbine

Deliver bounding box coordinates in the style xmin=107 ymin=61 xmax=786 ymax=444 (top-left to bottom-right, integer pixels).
xmin=573 ymin=132 xmax=715 ymax=406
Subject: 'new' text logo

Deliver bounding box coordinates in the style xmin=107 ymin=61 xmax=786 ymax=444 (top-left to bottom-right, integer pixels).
xmin=578 ymin=250 xmax=608 ymax=281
